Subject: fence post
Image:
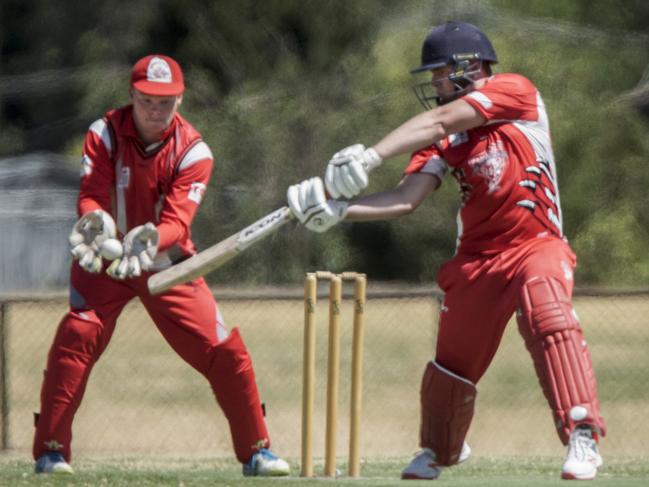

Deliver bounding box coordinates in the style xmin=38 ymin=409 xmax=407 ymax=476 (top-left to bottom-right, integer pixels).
xmin=0 ymin=301 xmax=8 ymax=450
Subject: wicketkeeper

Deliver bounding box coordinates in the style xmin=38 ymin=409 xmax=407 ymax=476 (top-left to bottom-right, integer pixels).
xmin=288 ymin=21 xmax=606 ymax=481
xmin=33 ymin=54 xmax=289 ymax=477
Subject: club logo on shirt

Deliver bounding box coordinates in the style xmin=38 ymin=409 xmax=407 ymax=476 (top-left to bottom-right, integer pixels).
xmin=467 ymin=140 xmax=508 ymax=194
xmin=118 ymin=167 xmax=130 ymax=188
xmin=188 ymin=182 xmax=206 ymax=204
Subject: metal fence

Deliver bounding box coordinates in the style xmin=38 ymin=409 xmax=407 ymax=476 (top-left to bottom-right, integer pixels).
xmin=1 ymin=284 xmax=648 ymax=467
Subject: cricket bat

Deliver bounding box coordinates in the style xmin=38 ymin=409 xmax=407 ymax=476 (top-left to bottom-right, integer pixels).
xmin=147 ymin=206 xmax=294 ymax=294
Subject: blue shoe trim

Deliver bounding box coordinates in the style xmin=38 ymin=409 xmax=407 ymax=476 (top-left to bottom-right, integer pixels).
xmin=35 ymin=452 xmax=68 ymax=473
xmin=257 ymin=448 xmax=278 ymax=460
xmin=242 ymin=449 xmax=279 ymax=477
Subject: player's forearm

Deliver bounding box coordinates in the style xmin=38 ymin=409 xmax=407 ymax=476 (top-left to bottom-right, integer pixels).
xmin=157 ymin=162 xmax=210 ymax=250
xmin=78 ymin=160 xmax=115 ymax=216
xmin=345 ymin=173 xmax=440 ymax=221
xmin=77 ymin=195 xmax=112 ymax=217
xmin=345 ymin=193 xmax=416 ymax=221
xmin=156 ymin=219 xmax=189 ymax=251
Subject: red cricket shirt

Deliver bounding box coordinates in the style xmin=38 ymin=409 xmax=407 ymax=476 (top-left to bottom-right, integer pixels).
xmin=406 ymin=73 xmax=563 ymax=255
xmin=78 ymin=105 xmax=213 ymax=268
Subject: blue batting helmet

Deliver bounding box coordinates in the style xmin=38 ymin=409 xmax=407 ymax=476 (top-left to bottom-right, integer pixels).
xmin=411 ymin=21 xmax=498 ymax=108
xmin=411 ymin=21 xmax=498 ymax=74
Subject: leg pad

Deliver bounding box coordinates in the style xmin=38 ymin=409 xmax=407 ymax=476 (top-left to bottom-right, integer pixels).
xmin=420 ymin=361 xmax=476 ymax=465
xmin=517 ymin=277 xmax=606 ymax=443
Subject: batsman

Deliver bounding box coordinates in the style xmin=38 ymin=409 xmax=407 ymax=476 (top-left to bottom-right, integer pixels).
xmin=288 ymin=21 xmax=606 ymax=481
xmin=33 ymin=54 xmax=289 ymax=477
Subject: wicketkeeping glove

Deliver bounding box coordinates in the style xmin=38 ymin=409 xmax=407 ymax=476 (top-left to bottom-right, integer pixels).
xmin=287 ymin=177 xmax=348 ymax=233
xmin=69 ymin=209 xmax=119 ymax=273
xmin=107 ymin=223 xmax=159 ymax=279
xmin=324 ymin=144 xmax=382 ymax=199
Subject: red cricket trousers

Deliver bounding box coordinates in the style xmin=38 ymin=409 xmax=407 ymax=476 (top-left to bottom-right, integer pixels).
xmin=433 ymin=236 xmax=606 ymax=442
xmin=33 ymin=263 xmax=269 ymax=463
xmin=435 ymin=237 xmax=576 ymax=381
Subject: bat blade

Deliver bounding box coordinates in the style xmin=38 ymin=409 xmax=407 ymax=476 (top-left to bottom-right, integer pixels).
xmin=147 ymin=206 xmax=294 ymax=294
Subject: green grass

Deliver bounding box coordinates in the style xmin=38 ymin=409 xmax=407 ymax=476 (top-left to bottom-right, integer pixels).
xmin=7 ymin=294 xmax=649 ymax=459
xmin=1 ymin=455 xmax=648 ymax=487
xmin=4 ymin=292 xmax=649 ymax=483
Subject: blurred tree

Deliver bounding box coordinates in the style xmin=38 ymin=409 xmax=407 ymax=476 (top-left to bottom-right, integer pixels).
xmin=2 ymin=0 xmax=649 ymax=286
xmin=492 ymin=0 xmax=649 ymax=32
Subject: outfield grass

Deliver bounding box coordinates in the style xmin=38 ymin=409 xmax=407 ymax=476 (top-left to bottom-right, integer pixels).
xmin=3 ymin=289 xmax=649 ymax=479
xmin=1 ymin=455 xmax=648 ymax=486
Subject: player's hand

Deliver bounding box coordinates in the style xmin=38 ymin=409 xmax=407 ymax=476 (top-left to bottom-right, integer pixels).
xmin=324 ymin=144 xmax=382 ymax=199
xmin=287 ymin=177 xmax=348 ymax=233
xmin=69 ymin=209 xmax=120 ymax=273
xmin=107 ymin=223 xmax=159 ymax=279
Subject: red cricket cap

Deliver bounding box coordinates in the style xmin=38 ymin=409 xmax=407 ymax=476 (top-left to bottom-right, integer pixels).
xmin=130 ymin=54 xmax=184 ymax=96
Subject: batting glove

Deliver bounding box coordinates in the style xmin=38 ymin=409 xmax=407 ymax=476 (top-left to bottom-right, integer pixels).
xmin=287 ymin=177 xmax=348 ymax=233
xmin=107 ymin=223 xmax=159 ymax=279
xmin=69 ymin=209 xmax=118 ymax=273
xmin=324 ymin=144 xmax=382 ymax=199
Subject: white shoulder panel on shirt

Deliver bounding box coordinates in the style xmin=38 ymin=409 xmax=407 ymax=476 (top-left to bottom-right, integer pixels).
xmin=178 ymin=141 xmax=213 ymax=171
xmin=465 ymin=91 xmax=493 ymax=110
xmin=89 ymin=119 xmax=112 ymax=153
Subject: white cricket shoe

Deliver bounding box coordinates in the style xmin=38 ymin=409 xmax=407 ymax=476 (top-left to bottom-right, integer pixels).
xmin=34 ymin=452 xmax=74 ymax=474
xmin=242 ymin=448 xmax=290 ymax=477
xmin=401 ymin=442 xmax=471 ymax=480
xmin=561 ymin=426 xmax=602 ymax=480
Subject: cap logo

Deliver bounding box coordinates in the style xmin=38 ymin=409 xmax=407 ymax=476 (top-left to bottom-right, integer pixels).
xmin=146 ymin=57 xmax=173 ymax=84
